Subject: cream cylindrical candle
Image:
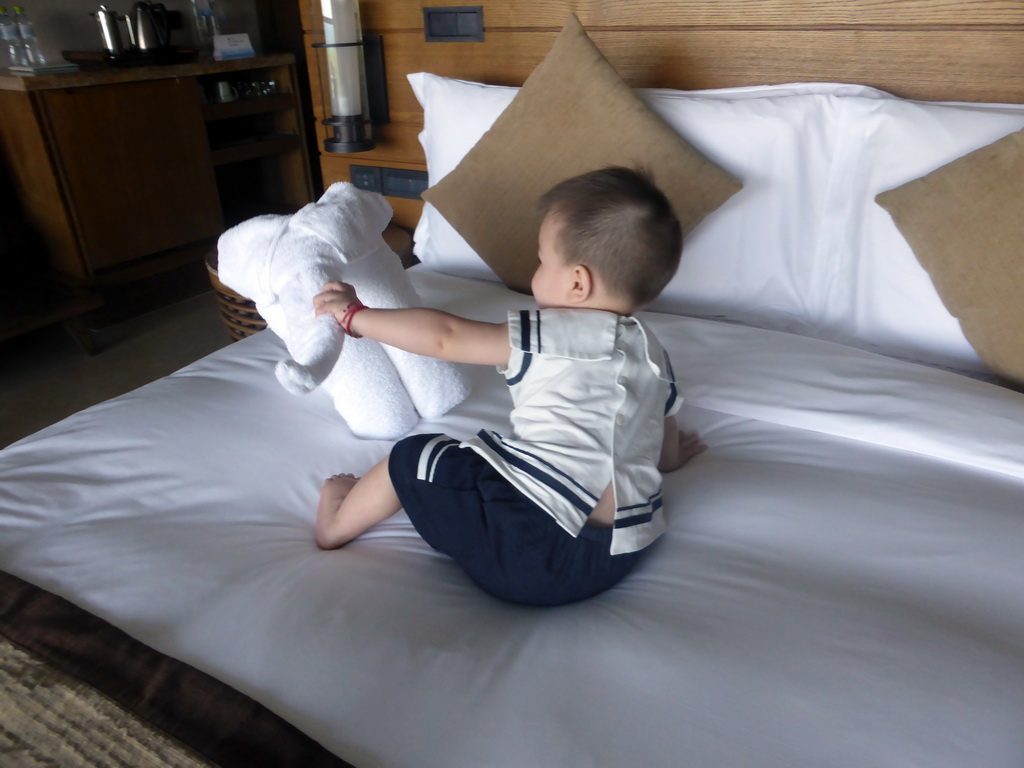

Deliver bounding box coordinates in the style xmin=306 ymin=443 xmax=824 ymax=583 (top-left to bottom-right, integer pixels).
xmin=322 ymin=0 xmax=363 ymax=117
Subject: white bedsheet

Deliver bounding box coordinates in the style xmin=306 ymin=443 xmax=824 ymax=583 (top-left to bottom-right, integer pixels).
xmin=2 ymin=270 xmax=1024 ymax=768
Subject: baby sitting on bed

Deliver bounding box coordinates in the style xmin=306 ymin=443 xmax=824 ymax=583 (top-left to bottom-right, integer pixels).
xmin=312 ymin=167 xmax=705 ymax=606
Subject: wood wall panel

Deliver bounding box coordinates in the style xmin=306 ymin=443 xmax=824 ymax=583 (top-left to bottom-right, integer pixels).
xmin=299 ymin=0 xmax=1024 ymax=224
xmin=303 ymin=1 xmax=1024 ymax=33
xmin=318 ymin=28 xmax=1024 ymax=119
xmin=595 ymin=30 xmax=1024 ymax=101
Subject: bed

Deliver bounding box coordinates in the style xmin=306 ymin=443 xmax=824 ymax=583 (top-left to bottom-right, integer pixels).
xmin=4 ymin=2 xmax=1024 ymax=767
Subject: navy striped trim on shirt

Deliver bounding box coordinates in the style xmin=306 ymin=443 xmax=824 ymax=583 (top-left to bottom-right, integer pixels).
xmin=478 ymin=431 xmax=597 ymax=513
xmin=507 ymin=310 xmax=541 ymax=385
xmin=614 ymin=492 xmax=663 ymax=529
xmin=518 ymin=310 xmax=542 ymax=353
xmin=506 ymin=352 xmax=533 ymax=386
xmin=663 ymin=350 xmax=679 ymax=414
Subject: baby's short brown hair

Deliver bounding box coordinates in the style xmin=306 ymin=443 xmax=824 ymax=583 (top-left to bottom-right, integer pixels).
xmin=536 ymin=167 xmax=682 ymax=308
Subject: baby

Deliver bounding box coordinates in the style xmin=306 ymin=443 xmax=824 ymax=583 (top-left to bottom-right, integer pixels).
xmin=312 ymin=166 xmax=704 ymax=605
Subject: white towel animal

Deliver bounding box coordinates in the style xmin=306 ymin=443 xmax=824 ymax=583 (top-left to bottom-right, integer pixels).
xmin=216 ymin=182 xmax=470 ymax=439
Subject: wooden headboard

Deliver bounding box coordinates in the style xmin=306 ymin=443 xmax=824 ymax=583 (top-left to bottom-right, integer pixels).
xmin=299 ymin=0 xmax=1024 ymax=230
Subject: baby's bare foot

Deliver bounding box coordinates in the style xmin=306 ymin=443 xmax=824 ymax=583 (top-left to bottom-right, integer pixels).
xmin=316 ymin=473 xmax=360 ymax=549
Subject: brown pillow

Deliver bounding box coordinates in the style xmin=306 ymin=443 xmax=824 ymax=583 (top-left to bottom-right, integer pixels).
xmin=876 ymin=127 xmax=1024 ymax=387
xmin=421 ymin=14 xmax=742 ymax=293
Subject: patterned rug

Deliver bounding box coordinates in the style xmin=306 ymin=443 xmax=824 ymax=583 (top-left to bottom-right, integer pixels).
xmin=0 ymin=635 xmax=215 ymax=768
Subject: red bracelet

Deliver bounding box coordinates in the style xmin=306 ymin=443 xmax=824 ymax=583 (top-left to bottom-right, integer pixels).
xmin=339 ymin=301 xmax=367 ymax=338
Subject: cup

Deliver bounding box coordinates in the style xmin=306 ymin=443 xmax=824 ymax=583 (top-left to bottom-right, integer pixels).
xmin=215 ymin=81 xmax=238 ymax=103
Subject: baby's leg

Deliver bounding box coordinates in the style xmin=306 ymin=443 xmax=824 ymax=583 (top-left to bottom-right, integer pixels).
xmin=315 ymin=455 xmax=402 ymax=549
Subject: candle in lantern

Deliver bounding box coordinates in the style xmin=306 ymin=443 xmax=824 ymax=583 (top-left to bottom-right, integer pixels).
xmin=322 ymin=0 xmax=364 ymax=117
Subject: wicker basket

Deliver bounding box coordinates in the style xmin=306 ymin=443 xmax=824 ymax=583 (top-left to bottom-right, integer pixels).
xmin=205 ymin=251 xmax=267 ymax=341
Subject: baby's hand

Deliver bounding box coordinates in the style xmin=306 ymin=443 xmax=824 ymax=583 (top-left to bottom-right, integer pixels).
xmin=659 ymin=423 xmax=707 ymax=473
xmin=675 ymin=430 xmax=707 ymax=468
xmin=313 ymin=281 xmax=359 ymax=321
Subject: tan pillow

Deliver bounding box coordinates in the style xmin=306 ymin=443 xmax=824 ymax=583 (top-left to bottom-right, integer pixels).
xmin=876 ymin=127 xmax=1024 ymax=387
xmin=421 ymin=14 xmax=742 ymax=293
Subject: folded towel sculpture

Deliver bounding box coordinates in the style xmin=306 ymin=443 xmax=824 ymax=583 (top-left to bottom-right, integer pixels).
xmin=217 ymin=182 xmax=470 ymax=439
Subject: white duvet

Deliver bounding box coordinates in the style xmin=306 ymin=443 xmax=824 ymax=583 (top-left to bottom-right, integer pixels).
xmin=2 ymin=269 xmax=1024 ymax=768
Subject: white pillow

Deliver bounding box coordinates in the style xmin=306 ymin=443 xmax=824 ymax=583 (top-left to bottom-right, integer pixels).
xmin=410 ymin=73 xmax=516 ymax=283
xmin=835 ymin=95 xmax=1024 ymax=369
xmin=637 ymin=83 xmax=879 ymax=333
xmin=409 ymin=71 xmax=1024 ymax=372
xmin=649 ymin=85 xmax=1024 ymax=370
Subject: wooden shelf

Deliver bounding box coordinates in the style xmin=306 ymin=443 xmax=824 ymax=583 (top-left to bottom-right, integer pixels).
xmin=0 ymin=51 xmax=313 ymax=340
xmin=0 ymin=53 xmax=297 ymax=93
xmin=202 ymin=93 xmax=297 ymax=122
xmin=210 ymin=134 xmax=303 ymax=166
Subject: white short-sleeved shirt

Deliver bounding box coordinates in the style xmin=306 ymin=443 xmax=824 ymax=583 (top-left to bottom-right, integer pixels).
xmin=462 ymin=308 xmax=682 ymax=555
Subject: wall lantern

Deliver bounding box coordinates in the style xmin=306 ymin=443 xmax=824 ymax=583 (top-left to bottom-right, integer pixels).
xmin=312 ymin=0 xmax=388 ymax=153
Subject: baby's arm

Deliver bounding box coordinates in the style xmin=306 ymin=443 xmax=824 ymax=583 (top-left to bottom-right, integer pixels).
xmin=658 ymin=416 xmax=706 ymax=473
xmin=313 ymin=281 xmax=511 ymax=367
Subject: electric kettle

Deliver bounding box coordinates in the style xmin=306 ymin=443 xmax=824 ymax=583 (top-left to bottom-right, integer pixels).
xmin=126 ymin=1 xmax=170 ymax=51
xmin=91 ymin=5 xmax=123 ymax=57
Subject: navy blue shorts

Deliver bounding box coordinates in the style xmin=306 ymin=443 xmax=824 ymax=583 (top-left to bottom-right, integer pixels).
xmin=389 ymin=433 xmax=645 ymax=606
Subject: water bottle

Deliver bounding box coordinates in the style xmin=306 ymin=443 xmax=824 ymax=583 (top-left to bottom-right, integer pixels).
xmin=12 ymin=6 xmax=43 ymax=66
xmin=0 ymin=6 xmax=25 ymax=68
xmin=190 ymin=0 xmax=221 ymax=56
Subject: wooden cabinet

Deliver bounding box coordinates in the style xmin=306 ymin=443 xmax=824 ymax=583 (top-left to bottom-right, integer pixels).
xmin=39 ymin=78 xmax=223 ymax=272
xmin=0 ymin=54 xmax=313 ymax=287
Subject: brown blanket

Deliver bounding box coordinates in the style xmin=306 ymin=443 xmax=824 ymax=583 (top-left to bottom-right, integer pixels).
xmin=0 ymin=571 xmax=354 ymax=768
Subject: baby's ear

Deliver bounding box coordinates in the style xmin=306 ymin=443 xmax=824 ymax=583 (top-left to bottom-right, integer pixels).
xmin=570 ymin=264 xmax=595 ymax=302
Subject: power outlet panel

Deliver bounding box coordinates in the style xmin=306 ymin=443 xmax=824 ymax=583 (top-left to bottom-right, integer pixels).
xmin=382 ymin=168 xmax=429 ymax=199
xmin=350 ymin=165 xmax=429 ymax=200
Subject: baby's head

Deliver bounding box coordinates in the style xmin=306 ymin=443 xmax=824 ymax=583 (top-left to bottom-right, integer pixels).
xmin=535 ymin=166 xmax=682 ymax=311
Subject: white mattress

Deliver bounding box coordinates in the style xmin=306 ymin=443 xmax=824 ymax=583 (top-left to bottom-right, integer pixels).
xmin=3 ymin=269 xmax=1024 ymax=768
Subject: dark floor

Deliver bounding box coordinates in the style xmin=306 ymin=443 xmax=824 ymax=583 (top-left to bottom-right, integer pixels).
xmin=0 ymin=273 xmax=233 ymax=449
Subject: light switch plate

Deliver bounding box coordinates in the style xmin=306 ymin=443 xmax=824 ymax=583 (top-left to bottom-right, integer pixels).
xmin=423 ymin=6 xmax=484 ymax=42
xmin=350 ymin=165 xmax=383 ymax=194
